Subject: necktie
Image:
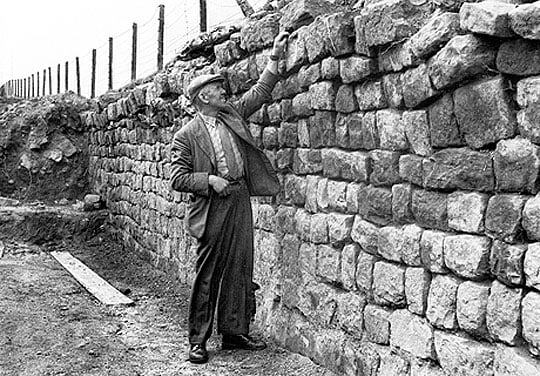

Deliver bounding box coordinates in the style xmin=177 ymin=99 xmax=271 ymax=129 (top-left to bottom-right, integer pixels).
xmin=217 ymin=122 xmax=243 ymax=179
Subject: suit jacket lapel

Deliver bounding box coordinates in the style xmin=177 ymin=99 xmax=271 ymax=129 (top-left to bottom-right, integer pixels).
xmin=192 ymin=115 xmax=216 ymax=168
xmin=218 ymin=106 xmax=256 ymax=148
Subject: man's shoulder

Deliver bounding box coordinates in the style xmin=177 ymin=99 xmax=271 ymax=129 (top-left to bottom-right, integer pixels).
xmin=173 ymin=116 xmax=201 ymax=140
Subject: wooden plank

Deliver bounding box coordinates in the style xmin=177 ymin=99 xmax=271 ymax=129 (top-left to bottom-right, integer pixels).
xmin=50 ymin=251 xmax=133 ymax=306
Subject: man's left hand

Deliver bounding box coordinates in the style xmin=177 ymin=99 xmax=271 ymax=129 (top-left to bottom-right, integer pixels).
xmin=271 ymin=32 xmax=290 ymax=59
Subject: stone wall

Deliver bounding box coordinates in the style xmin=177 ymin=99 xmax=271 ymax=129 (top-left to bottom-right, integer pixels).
xmin=82 ymin=0 xmax=540 ymax=374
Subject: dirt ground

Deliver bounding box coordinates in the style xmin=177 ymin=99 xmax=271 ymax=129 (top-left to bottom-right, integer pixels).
xmin=0 ymin=232 xmax=336 ymax=376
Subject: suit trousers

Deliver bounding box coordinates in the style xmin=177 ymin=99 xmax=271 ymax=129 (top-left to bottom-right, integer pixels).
xmin=188 ymin=179 xmax=254 ymax=344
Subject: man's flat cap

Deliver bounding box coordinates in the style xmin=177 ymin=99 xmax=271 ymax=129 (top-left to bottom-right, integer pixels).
xmin=186 ymin=74 xmax=225 ymax=101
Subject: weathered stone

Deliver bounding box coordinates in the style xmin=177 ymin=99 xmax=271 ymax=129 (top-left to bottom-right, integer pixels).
xmin=392 ymin=183 xmax=414 ymax=224
xmin=377 ymin=109 xmax=408 ymax=151
xmin=297 ymin=118 xmax=310 ymax=147
xmin=327 ymin=180 xmax=349 ymax=213
xmin=343 ymin=340 xmax=381 ymax=376
xmin=262 ymin=126 xmax=279 ymax=149
xmin=517 ymin=76 xmax=540 ymax=108
xmin=522 ymin=291 xmax=540 ymax=355
xmin=346 ymin=182 xmax=362 ymax=214
xmin=382 ymin=73 xmax=404 ymax=109
xmin=403 ymin=109 xmax=432 ymax=157
xmin=409 ymin=12 xmax=461 ymax=59
xmin=486 ymin=194 xmax=525 ymax=243
xmin=341 ymin=244 xmax=359 ymax=291
xmin=510 ymin=3 xmax=540 ymax=40
xmin=369 ymin=150 xmax=400 ymax=187
xmin=322 ymin=148 xmax=371 ymax=182
xmin=351 ymin=216 xmax=379 ymax=255
xmin=364 ymin=304 xmax=392 ymax=344
xmin=281 ymin=73 xmax=302 ymax=98
xmin=378 ymin=42 xmax=416 ymax=72
xmin=405 ymin=267 xmax=431 ymax=315
xmin=525 ymin=242 xmax=540 ymax=291
xmin=402 ymin=64 xmax=439 ymax=109
xmin=487 ymin=280 xmax=522 ymax=345
xmin=454 ymin=77 xmax=516 ymax=150
xmin=420 ymin=230 xmax=449 ymax=274
xmin=495 ymin=138 xmax=540 ymax=193
xmin=411 ymin=189 xmax=448 ymax=231
xmin=426 ymin=274 xmax=460 ymax=329
xmin=519 ymin=106 xmax=540 ymax=145
xmin=316 ymin=244 xmax=341 ymax=283
xmin=523 ymin=194 xmax=540 ymax=241
xmin=356 ymin=249 xmax=378 ymax=295
xmin=497 ymin=39 xmax=540 ymax=76
xmin=241 ymin=13 xmax=281 ymax=52
xmin=215 ymin=39 xmax=244 ymax=67
xmin=390 ymin=309 xmax=435 ymax=359
xmin=284 ymin=174 xmax=307 ymax=205
xmin=339 ymin=56 xmax=377 ymax=84
xmin=304 ymin=175 xmax=319 ymax=213
xmin=309 ymin=81 xmax=337 ymax=111
xmin=279 ymin=0 xmax=334 ymax=31
xmin=410 ymin=361 xmax=445 ymax=376
xmin=423 ymin=148 xmax=494 ymax=192
xmin=354 ymin=80 xmax=387 ymax=111
xmin=316 ymin=177 xmax=331 ymax=212
xmin=353 ymin=14 xmax=376 ymax=57
xmin=304 ymin=17 xmax=328 ymax=63
xmin=323 ymin=12 xmax=356 ymax=57
xmin=310 ymin=111 xmax=336 ymax=148
xmin=321 ymin=56 xmax=339 ymax=80
xmin=335 ymin=85 xmax=358 ymax=114
xmin=456 ymin=281 xmax=490 ymax=336
xmin=460 ymin=1 xmax=516 ymax=37
xmin=373 ymin=261 xmax=406 ymax=307
xmin=285 ymin=26 xmax=308 ymax=72
xmin=447 ymin=191 xmax=488 ymax=234
xmin=377 ymin=348 xmax=410 ymax=376
xmin=310 ymin=213 xmax=328 ymax=244
xmin=298 ymin=63 xmax=322 ymax=89
xmin=359 ymin=112 xmax=380 ymax=150
xmin=362 ymin=0 xmax=431 ymax=47
xmin=444 ymin=235 xmax=491 ymax=280
xmin=378 ymin=226 xmax=404 ymax=263
xmin=399 ymin=154 xmax=424 ymax=186
xmin=293 ymin=148 xmax=322 ymax=174
xmin=428 ymin=94 xmax=462 ymax=148
xmin=336 ymin=292 xmax=366 ymax=338
xmin=359 ymin=185 xmax=393 ymax=226
xmin=267 ymin=102 xmax=282 ymax=125
xmin=257 ymin=204 xmax=277 ymax=231
xmin=278 ymin=122 xmax=297 ymax=148
xmin=328 ymin=213 xmax=354 ymax=243
xmin=402 ymin=224 xmax=423 ymax=266
xmin=428 ymin=34 xmax=497 ymax=90
xmin=493 ymin=346 xmax=540 ymax=376
xmin=434 ymin=331 xmax=495 ymax=376
xmin=491 ymin=241 xmax=526 ymax=286
xmin=296 ymin=210 xmax=312 ymax=243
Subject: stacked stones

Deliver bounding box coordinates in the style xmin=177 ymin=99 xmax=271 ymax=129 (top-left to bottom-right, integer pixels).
xmin=82 ymin=0 xmax=540 ymax=374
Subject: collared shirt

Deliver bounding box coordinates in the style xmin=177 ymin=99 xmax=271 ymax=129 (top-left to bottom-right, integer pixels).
xmin=200 ymin=113 xmax=244 ymax=179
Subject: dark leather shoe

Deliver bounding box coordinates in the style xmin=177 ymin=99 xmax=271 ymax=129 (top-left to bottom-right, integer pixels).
xmin=188 ymin=343 xmax=208 ymax=364
xmin=222 ymin=334 xmax=267 ymax=351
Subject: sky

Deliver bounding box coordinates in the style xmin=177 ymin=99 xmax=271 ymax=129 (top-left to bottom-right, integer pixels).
xmin=0 ymin=0 xmax=267 ymax=97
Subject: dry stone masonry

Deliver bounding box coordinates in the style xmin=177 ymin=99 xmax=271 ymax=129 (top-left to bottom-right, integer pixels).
xmin=81 ymin=0 xmax=540 ymax=374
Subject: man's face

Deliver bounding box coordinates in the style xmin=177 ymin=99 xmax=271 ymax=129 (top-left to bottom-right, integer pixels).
xmin=198 ymin=82 xmax=228 ymax=110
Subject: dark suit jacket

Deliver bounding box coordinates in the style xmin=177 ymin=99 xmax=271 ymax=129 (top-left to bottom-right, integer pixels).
xmin=170 ymin=69 xmax=280 ymax=239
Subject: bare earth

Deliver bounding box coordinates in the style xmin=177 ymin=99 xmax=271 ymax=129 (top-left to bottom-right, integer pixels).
xmin=0 ymin=236 xmax=336 ymax=376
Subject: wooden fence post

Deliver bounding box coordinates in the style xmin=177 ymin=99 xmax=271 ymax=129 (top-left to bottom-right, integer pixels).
xmin=199 ymin=0 xmax=207 ymax=32
xmin=37 ymin=72 xmax=40 ymax=97
xmin=57 ymin=64 xmax=61 ymax=94
xmin=76 ymin=57 xmax=81 ymax=95
xmin=43 ymin=69 xmax=46 ymax=96
xmin=23 ymin=79 xmax=27 ymax=98
xmin=108 ymin=37 xmax=113 ymax=90
xmin=131 ymin=23 xmax=137 ymax=81
xmin=65 ymin=61 xmax=69 ymax=92
xmin=91 ymin=49 xmax=96 ymax=98
xmin=31 ymin=74 xmax=35 ymax=97
xmin=157 ymin=4 xmax=165 ymax=70
xmin=48 ymin=67 xmax=52 ymax=95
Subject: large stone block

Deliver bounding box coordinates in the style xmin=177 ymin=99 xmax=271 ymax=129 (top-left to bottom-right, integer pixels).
xmin=454 ymin=77 xmax=516 ymax=150
xmin=382 ymin=73 xmax=404 ymax=109
xmin=392 ymin=183 xmax=414 ymax=224
xmin=373 ymin=261 xmax=406 ymax=307
xmin=399 ymin=154 xmax=424 ymax=186
xmin=336 ymin=292 xmax=366 ymax=338
xmin=497 ymin=39 xmax=540 ymax=76
xmin=485 ymin=194 xmax=526 ymax=243
xmin=493 ymin=346 xmax=540 ymax=376
xmin=214 ymin=39 xmax=244 ymax=67
xmin=283 ymin=174 xmax=306 ymax=205
xmin=459 ymin=1 xmax=516 ymax=37
xmin=510 ymin=3 xmax=540 ymax=40
xmin=336 ymin=112 xmax=362 ymax=149
xmin=240 ymin=13 xmax=280 ymax=52
xmin=279 ymin=0 xmax=334 ymax=31
xmin=428 ymin=34 xmax=497 ymax=90
xmin=317 ymin=244 xmax=341 ymax=283
xmin=321 ymin=148 xmax=371 ymax=182
xmin=335 ymin=84 xmax=358 ymax=114
xmin=426 ymin=274 xmax=460 ymax=329
xmin=309 ymin=111 xmax=336 ymax=148
xmin=423 ymin=148 xmax=494 ymax=192
xmin=411 ymin=189 xmax=448 ymax=231
xmin=285 ymin=26 xmax=308 ymax=73
xmin=293 ymin=148 xmax=322 ymax=175
xmin=390 ymin=309 xmax=435 ymax=359
xmin=494 ymin=138 xmax=540 ymax=194
xmin=456 ymin=281 xmax=490 ymax=336
xmin=447 ymin=191 xmax=488 ymax=234
xmin=522 ymin=291 xmax=540 ymax=355
xmin=402 ymin=64 xmax=439 ymax=109
xmin=487 ymin=280 xmax=523 ymax=345
xmin=377 ymin=109 xmax=408 ymax=151
xmin=428 ymin=94 xmax=462 ymax=148
xmin=328 ymin=213 xmax=354 ymax=243
xmin=353 ymin=15 xmax=376 ymax=57
xmin=339 ymin=56 xmax=377 ymax=84
xmin=351 ymin=216 xmax=379 ymax=255
xmin=326 ymin=180 xmax=349 ymax=213
xmin=525 ymin=242 xmax=540 ymax=291
xmin=491 ymin=241 xmax=526 ymax=287
xmin=420 ymin=230 xmax=449 ymax=274
xmin=304 ymin=17 xmax=328 ymax=63
xmin=356 ymin=249 xmax=378 ymax=295
xmin=434 ymin=331 xmax=495 ymax=376
xmin=325 ymin=12 xmax=356 ymax=57
xmin=310 ymin=213 xmax=328 ymax=243
xmin=378 ymin=226 xmax=404 ymax=263
xmin=341 ymin=243 xmax=359 ymax=291
xmin=358 ymin=185 xmax=393 ymax=225
xmin=405 ymin=267 xmax=431 ymax=315
xmin=354 ymin=80 xmax=387 ymax=111
xmin=346 ymin=182 xmax=362 ymax=214
xmin=409 ymin=12 xmax=461 ymax=59
xmin=377 ymin=348 xmax=410 ymax=376
xmin=299 ymin=241 xmax=317 ymax=277
xmin=523 ymin=194 xmax=540 ymax=241
xmin=369 ymin=150 xmax=401 ymax=187
xmin=298 ymin=63 xmax=322 ymax=89
xmin=517 ymin=76 xmax=540 ymax=108
xmin=309 ymin=81 xmax=337 ymax=111
xmin=364 ymin=304 xmax=392 ymax=345
xmin=402 ymin=224 xmax=423 ymax=266
xmin=378 ymin=41 xmax=417 ymax=73
xmin=403 ymin=109 xmax=432 ymax=157
xmin=304 ymin=175 xmax=319 ymax=213
xmin=444 ymin=235 xmax=491 ymax=280
xmin=321 ymin=56 xmax=339 ymax=80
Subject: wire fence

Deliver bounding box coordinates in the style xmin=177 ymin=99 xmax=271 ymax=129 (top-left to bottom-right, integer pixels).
xmin=0 ymin=0 xmax=267 ymax=100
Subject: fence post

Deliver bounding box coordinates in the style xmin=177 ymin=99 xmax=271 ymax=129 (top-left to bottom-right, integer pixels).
xmin=18 ymin=79 xmax=21 ymax=97
xmin=48 ymin=67 xmax=52 ymax=95
xmin=76 ymin=57 xmax=81 ymax=95
xmin=108 ymin=37 xmax=113 ymax=90
xmin=91 ymin=49 xmax=96 ymax=98
xmin=131 ymin=23 xmax=137 ymax=81
xmin=31 ymin=74 xmax=35 ymax=97
xmin=65 ymin=61 xmax=69 ymax=92
xmin=43 ymin=69 xmax=46 ymax=96
xmin=157 ymin=4 xmax=165 ymax=70
xmin=199 ymin=0 xmax=207 ymax=32
xmin=57 ymin=64 xmax=61 ymax=94
xmin=37 ymin=72 xmax=40 ymax=97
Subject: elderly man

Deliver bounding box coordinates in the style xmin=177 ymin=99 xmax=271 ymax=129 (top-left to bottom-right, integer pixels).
xmin=170 ymin=32 xmax=289 ymax=364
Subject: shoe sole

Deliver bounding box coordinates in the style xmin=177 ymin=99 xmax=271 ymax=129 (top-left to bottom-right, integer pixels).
xmin=222 ymin=343 xmax=266 ymax=351
xmin=189 ymin=357 xmax=209 ymax=364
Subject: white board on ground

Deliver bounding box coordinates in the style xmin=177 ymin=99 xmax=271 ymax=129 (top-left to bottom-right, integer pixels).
xmin=50 ymin=251 xmax=134 ymax=306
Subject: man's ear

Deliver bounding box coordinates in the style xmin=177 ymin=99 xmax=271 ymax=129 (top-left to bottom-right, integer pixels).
xmin=197 ymin=92 xmax=209 ymax=105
